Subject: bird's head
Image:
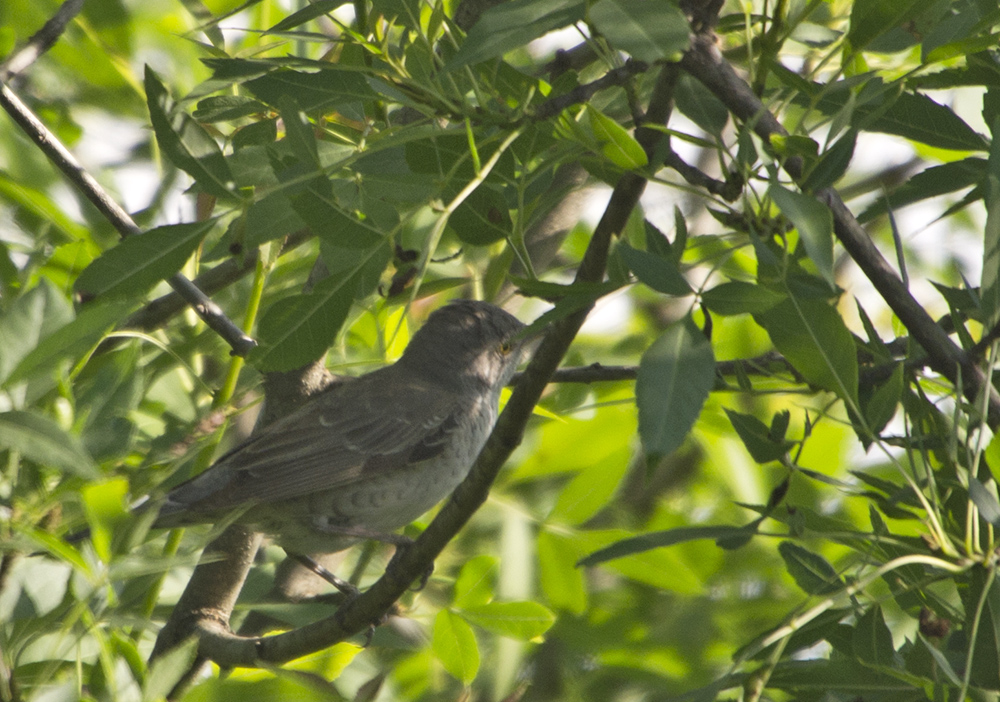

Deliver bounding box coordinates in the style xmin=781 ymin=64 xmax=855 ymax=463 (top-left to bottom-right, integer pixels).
xmin=399 ymin=300 xmax=528 ymax=391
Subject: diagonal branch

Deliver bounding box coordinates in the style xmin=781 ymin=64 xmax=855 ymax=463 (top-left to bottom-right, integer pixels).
xmin=0 ymin=81 xmax=256 ymax=357
xmin=678 ymin=34 xmax=1000 ymax=426
xmin=183 ymin=62 xmax=680 ymax=668
xmin=0 ymin=0 xmax=85 ymax=81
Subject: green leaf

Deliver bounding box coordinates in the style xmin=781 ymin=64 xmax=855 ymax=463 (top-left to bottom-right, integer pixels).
xmin=969 ymin=478 xmax=1000 ymax=526
xmin=674 ymin=74 xmax=729 ymax=137
xmin=267 ymin=0 xmax=348 ymax=31
xmin=769 ymin=183 xmax=834 ymax=286
xmin=617 ymin=241 xmax=690 ymax=295
xmin=852 ymin=605 xmax=898 ymax=669
xmin=143 ymin=638 xmax=200 ymax=702
xmin=916 ymin=633 xmax=962 ymax=686
xmin=0 ymin=410 xmax=97 ymax=477
xmin=192 ymin=95 xmax=267 ymax=122
xmin=724 ymin=409 xmax=793 ymax=463
xmin=635 ymin=315 xmax=716 ymax=460
xmin=803 ymin=129 xmax=857 ymax=192
xmin=433 ymin=610 xmax=480 ymax=683
xmin=981 ymin=121 xmax=1000 ymax=327
xmin=445 ymin=0 xmax=585 ymax=70
xmin=577 ymin=525 xmax=757 ymax=567
xmin=767 ymin=659 xmax=910 ymax=692
xmin=859 ymin=158 xmax=986 ymax=222
xmin=0 ymin=175 xmax=90 ymax=242
xmin=755 ymin=297 xmax=859 ymax=408
xmin=245 ymin=68 xmax=377 ymax=116
xmin=848 ymin=0 xmax=925 ymax=50
xmin=863 ymin=362 xmax=903 ymax=435
xmin=589 ymin=0 xmax=689 ymax=62
xmin=0 ymin=281 xmax=73 ymax=385
xmin=549 ymin=456 xmax=629 ymax=525
xmin=75 ymin=221 xmax=215 ymax=299
xmin=777 ymin=541 xmax=842 ymax=595
xmin=453 ymin=556 xmax=497 ymax=609
xmin=538 ymin=531 xmax=587 ymax=614
xmin=249 ymin=240 xmax=391 ymax=371
xmin=144 ymin=66 xmax=234 ymax=199
xmin=81 ymin=479 xmax=129 ymax=563
xmin=459 ymin=601 xmax=556 ymax=640
xmin=6 ymin=300 xmax=136 ymax=387
xmin=701 ymin=282 xmax=785 ymax=315
xmin=862 ymin=90 xmax=987 ymax=152
xmin=587 ymin=107 xmax=648 ymax=170
xmin=450 ymin=186 xmax=512 ymax=246
xmin=962 ymin=567 xmax=1000 ymax=687
xmin=245 ymin=193 xmax=308 ymax=247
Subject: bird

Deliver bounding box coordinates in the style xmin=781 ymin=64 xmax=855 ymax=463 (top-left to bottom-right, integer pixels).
xmin=142 ymin=299 xmax=528 ymax=589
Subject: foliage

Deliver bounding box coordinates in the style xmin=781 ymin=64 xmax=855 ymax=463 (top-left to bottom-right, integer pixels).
xmin=1 ymin=0 xmax=1000 ymax=700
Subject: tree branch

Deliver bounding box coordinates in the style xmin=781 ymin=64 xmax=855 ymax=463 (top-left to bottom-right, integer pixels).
xmin=531 ymin=60 xmax=650 ymax=120
xmin=678 ymin=34 xmax=1000 ymax=426
xmin=179 ymin=63 xmax=680 ymax=668
xmin=0 ymin=0 xmax=85 ymax=81
xmin=0 ymin=80 xmax=256 ymax=357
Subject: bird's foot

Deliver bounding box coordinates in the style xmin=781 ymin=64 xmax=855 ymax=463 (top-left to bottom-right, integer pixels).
xmin=386 ymin=539 xmax=434 ymax=591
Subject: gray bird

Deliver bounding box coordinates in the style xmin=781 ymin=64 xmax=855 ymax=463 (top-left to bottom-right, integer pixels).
xmin=148 ymin=300 xmax=527 ymax=573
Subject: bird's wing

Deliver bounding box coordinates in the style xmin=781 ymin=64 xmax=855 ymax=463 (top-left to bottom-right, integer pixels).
xmin=157 ymin=368 xmax=465 ymax=518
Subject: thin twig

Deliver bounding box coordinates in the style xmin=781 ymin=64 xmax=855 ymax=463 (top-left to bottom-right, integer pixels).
xmin=678 ymin=34 xmax=1000 ymax=426
xmin=0 ymin=81 xmax=256 ymax=357
xmin=0 ymin=0 xmax=85 ymax=81
xmin=531 ymin=60 xmax=650 ymax=121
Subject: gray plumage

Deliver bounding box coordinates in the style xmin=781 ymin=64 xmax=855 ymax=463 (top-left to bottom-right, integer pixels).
xmin=152 ymin=300 xmax=526 ymax=554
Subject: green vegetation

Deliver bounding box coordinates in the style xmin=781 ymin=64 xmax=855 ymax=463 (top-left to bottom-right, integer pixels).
xmin=2 ymin=0 xmax=1000 ymax=699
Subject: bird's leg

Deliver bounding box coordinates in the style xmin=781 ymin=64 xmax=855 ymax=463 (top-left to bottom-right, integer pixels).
xmin=311 ymin=525 xmax=434 ymax=591
xmin=288 ymin=552 xmax=359 ymax=597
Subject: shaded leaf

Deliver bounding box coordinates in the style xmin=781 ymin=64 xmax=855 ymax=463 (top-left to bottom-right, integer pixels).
xmin=145 ymin=67 xmax=234 ymax=199
xmin=246 ymin=68 xmax=377 ymax=115
xmin=982 ymin=122 xmax=1000 ymax=326
xmin=969 ymin=477 xmax=1000 ymax=526
xmin=75 ymin=221 xmax=215 ymax=299
xmin=250 ymin=239 xmax=390 ymax=371
xmin=445 ymin=0 xmax=585 ymax=70
xmin=0 ymin=281 xmax=74 ymax=385
xmin=618 ymin=241 xmax=690 ymax=295
xmin=701 ymin=282 xmax=785 ymax=315
xmin=769 ymin=183 xmax=834 ymax=286
xmin=0 ymin=410 xmax=97 ymax=477
xmin=852 ymin=605 xmax=898 ymax=669
xmin=848 ymin=0 xmax=926 ymax=50
xmin=550 ymin=457 xmax=629 ymax=525
xmin=724 ymin=409 xmax=793 ymax=463
xmin=755 ymin=297 xmax=859 ymax=408
xmin=859 ymin=158 xmax=986 ymax=223
xmin=589 ymin=0 xmax=689 ymax=62
xmin=578 ymin=525 xmax=757 ymax=567
xmin=636 ymin=315 xmax=715 ymax=460
xmin=6 ymin=300 xmax=136 ymax=387
xmin=803 ymin=129 xmax=857 ymax=192
xmin=778 ymin=541 xmax=842 ymax=595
